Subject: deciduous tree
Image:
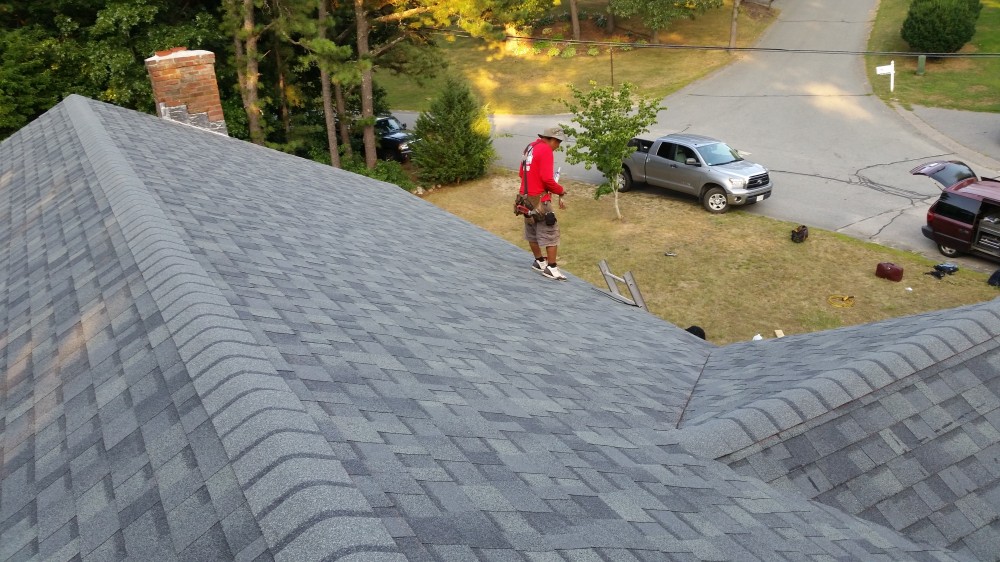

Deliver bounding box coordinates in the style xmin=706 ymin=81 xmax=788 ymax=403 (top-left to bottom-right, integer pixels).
xmin=559 ymin=81 xmax=660 ymax=220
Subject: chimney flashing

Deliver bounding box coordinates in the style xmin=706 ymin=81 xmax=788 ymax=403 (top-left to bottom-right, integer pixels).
xmin=145 ymin=48 xmax=228 ymax=136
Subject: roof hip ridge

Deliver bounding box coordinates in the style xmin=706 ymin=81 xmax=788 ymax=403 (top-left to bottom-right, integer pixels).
xmin=61 ymin=95 xmax=399 ymax=560
xmin=677 ymin=305 xmax=1000 ymax=460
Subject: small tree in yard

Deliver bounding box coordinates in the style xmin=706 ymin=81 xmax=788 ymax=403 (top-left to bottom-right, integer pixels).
xmin=559 ymin=81 xmax=661 ymax=220
xmin=412 ymin=77 xmax=496 ymax=185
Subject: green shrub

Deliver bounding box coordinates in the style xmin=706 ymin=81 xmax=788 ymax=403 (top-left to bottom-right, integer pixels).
xmin=411 ymin=76 xmax=496 ymax=185
xmin=341 ymin=156 xmax=417 ymax=192
xmin=561 ymin=46 xmax=577 ymax=58
xmin=901 ymin=0 xmax=979 ymax=53
xmin=547 ymin=46 xmax=562 ymax=57
xmin=588 ymin=46 xmax=601 ymax=56
xmin=595 ymin=14 xmax=608 ymax=28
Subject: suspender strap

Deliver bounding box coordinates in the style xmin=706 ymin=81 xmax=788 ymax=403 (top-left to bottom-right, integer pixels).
xmin=520 ymin=142 xmax=536 ymax=196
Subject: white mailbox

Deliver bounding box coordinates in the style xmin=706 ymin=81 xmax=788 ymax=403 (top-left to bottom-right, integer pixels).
xmin=876 ymin=60 xmax=895 ymax=92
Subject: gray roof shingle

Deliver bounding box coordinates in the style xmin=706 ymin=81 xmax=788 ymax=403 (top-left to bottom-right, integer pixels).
xmin=2 ymin=95 xmax=997 ymax=560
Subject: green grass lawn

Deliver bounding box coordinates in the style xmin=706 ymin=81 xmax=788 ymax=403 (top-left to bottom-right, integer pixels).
xmin=867 ymin=0 xmax=1000 ymax=112
xmin=380 ymin=0 xmax=1000 ymax=116
xmin=424 ymin=171 xmax=998 ymax=345
xmin=377 ymin=0 xmax=776 ymax=114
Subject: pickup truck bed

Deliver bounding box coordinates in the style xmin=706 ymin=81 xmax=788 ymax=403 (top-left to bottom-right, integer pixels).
xmin=629 ymin=138 xmax=653 ymax=154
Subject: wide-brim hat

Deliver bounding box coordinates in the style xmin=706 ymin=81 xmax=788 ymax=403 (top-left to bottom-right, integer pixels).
xmin=538 ymin=127 xmax=567 ymax=142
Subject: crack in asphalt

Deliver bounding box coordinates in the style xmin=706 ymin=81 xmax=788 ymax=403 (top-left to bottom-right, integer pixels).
xmin=853 ymin=172 xmax=925 ymax=201
xmin=768 ymin=169 xmax=851 ymax=184
xmin=864 ymin=207 xmax=907 ymax=238
xmin=853 ymin=154 xmax=951 ymax=201
xmin=773 ymin=153 xmax=953 ymax=238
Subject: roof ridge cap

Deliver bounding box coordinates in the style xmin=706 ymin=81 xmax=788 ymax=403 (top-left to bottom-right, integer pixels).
xmin=677 ymin=303 xmax=1000 ymax=459
xmin=62 ymin=95 xmax=398 ymax=559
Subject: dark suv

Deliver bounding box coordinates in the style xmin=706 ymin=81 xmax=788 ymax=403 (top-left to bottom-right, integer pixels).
xmin=911 ymin=160 xmax=1000 ymax=261
xmin=374 ymin=115 xmax=415 ymax=162
xmin=343 ymin=114 xmax=415 ymax=162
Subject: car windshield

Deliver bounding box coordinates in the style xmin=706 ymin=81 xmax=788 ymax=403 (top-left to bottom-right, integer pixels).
xmin=696 ymin=142 xmax=742 ymax=166
xmin=376 ymin=117 xmax=403 ymax=134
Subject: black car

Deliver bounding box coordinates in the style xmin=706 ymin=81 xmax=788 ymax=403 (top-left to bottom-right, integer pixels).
xmin=374 ymin=115 xmax=415 ymax=162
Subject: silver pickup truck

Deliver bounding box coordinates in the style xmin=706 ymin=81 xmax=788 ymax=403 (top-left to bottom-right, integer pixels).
xmin=620 ymin=133 xmax=773 ymax=213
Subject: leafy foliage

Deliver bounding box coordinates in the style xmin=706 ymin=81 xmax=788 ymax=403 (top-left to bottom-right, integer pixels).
xmin=341 ymin=154 xmax=417 ymax=191
xmin=901 ymin=0 xmax=981 ymax=53
xmin=559 ymin=81 xmax=660 ymax=219
xmin=0 ymin=27 xmax=62 ymax=137
xmin=0 ymin=0 xmax=227 ymax=140
xmin=609 ymin=0 xmax=722 ymax=41
xmin=411 ymin=76 xmax=496 ymax=185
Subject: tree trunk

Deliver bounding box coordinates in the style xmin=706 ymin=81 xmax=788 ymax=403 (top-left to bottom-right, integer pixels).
xmin=650 ymin=27 xmax=660 ymax=44
xmin=231 ymin=0 xmax=264 ymax=144
xmin=606 ymin=9 xmax=615 ymax=34
xmin=354 ymin=0 xmax=377 ymax=169
xmin=318 ymin=0 xmax=341 ymax=167
xmin=570 ymin=0 xmax=580 ymax=41
xmin=275 ymin=41 xmax=290 ymax=138
xmin=729 ymin=0 xmax=741 ymax=52
xmin=612 ymin=175 xmax=623 ymax=220
xmin=335 ymin=83 xmax=351 ymax=157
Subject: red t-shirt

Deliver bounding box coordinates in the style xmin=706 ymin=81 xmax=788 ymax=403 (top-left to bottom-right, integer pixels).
xmin=519 ymin=139 xmax=565 ymax=202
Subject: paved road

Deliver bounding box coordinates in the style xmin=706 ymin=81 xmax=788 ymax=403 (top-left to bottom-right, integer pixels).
xmin=398 ymin=0 xmax=1000 ymax=272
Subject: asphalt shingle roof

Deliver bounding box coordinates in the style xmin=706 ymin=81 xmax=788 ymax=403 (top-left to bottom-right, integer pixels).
xmin=2 ymin=95 xmax=998 ymax=561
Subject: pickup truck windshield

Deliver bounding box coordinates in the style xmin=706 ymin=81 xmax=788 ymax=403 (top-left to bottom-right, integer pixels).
xmin=696 ymin=142 xmax=742 ymax=166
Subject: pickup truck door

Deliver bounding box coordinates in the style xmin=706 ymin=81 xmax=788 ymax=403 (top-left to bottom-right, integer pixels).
xmin=644 ymin=142 xmax=680 ymax=189
xmin=665 ymin=143 xmax=704 ymax=196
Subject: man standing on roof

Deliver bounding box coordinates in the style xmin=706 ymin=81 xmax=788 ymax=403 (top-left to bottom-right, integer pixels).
xmin=519 ymin=126 xmax=568 ymax=281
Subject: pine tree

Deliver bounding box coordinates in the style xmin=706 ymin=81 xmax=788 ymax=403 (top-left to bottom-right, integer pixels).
xmin=412 ymin=77 xmax=496 ymax=185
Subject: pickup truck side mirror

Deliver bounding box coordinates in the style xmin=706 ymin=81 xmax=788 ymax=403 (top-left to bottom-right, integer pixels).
xmin=402 ymin=123 xmax=407 ymax=130
xmin=685 ymin=157 xmax=700 ymax=166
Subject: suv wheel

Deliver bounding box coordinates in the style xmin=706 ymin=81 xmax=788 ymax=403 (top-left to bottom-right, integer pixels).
xmin=619 ymin=168 xmax=633 ymax=192
xmin=702 ymin=187 xmax=729 ymax=213
xmin=938 ymin=243 xmax=961 ymax=257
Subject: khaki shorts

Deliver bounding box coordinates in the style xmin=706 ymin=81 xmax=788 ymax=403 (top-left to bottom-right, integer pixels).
xmin=524 ymin=217 xmax=560 ymax=247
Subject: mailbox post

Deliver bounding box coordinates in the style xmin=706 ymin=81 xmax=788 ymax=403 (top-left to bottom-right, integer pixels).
xmin=876 ymin=60 xmax=895 ymax=92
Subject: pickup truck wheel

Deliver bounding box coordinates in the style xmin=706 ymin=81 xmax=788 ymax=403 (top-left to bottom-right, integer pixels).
xmin=938 ymin=243 xmax=961 ymax=257
xmin=702 ymin=187 xmax=729 ymax=213
xmin=619 ymin=168 xmax=633 ymax=192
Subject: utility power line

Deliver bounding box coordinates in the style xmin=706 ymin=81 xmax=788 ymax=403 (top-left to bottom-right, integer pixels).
xmin=434 ymin=30 xmax=1000 ymax=59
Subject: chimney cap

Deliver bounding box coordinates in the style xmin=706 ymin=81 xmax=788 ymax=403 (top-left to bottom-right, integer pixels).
xmin=147 ymin=47 xmax=213 ymax=62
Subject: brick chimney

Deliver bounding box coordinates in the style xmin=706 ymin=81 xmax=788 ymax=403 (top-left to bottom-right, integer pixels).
xmin=145 ymin=47 xmax=228 ymax=135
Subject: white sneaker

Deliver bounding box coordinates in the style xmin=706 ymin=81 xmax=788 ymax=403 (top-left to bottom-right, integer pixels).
xmin=542 ymin=265 xmax=567 ymax=281
xmin=532 ymin=259 xmax=547 ymax=272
